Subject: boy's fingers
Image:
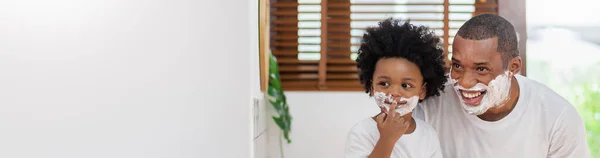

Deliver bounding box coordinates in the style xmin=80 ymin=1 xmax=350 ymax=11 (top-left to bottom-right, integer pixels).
xmin=376 ymin=113 xmax=386 ymax=125
xmin=388 ymin=102 xmax=398 ymax=118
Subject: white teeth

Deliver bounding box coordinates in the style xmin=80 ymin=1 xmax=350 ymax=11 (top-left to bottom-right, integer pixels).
xmin=462 ymin=91 xmax=482 ymax=98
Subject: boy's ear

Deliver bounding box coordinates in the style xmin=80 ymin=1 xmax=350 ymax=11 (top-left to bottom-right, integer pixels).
xmin=419 ymin=83 xmax=427 ymax=100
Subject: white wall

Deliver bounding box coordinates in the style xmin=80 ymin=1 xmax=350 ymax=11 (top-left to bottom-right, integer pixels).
xmin=0 ymin=0 xmax=258 ymax=158
xmin=267 ymin=92 xmax=376 ymax=158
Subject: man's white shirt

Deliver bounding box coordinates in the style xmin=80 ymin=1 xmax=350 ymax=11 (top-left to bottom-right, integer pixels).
xmin=413 ymin=75 xmax=590 ymax=158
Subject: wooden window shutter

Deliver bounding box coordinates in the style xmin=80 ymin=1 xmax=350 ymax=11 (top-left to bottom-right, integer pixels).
xmin=269 ymin=0 xmax=498 ymax=91
xmin=323 ymin=0 xmax=361 ymax=91
xmin=473 ymin=0 xmax=498 ymax=15
xmin=447 ymin=0 xmax=498 ymax=59
xmin=270 ymin=0 xmax=320 ymax=90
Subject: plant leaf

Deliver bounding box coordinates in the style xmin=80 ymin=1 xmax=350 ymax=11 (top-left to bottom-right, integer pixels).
xmin=268 ymin=52 xmax=292 ymax=144
xmin=272 ymin=116 xmax=287 ymax=131
xmin=268 ymin=99 xmax=285 ymax=116
xmin=274 ymin=115 xmax=292 ymax=144
xmin=269 ymin=54 xmax=282 ymax=90
xmin=283 ymin=129 xmax=292 ymax=144
xmin=267 ymin=84 xmax=283 ymax=101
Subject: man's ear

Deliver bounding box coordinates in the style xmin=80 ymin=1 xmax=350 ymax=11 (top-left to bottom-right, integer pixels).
xmin=508 ymin=56 xmax=522 ymax=76
xmin=419 ymin=83 xmax=427 ymax=100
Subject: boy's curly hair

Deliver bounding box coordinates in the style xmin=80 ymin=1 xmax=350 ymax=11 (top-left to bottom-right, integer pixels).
xmin=355 ymin=18 xmax=447 ymax=99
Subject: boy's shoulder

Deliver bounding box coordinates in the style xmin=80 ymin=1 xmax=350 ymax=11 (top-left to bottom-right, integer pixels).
xmin=414 ymin=118 xmax=437 ymax=137
xmin=414 ymin=118 xmax=433 ymax=130
xmin=348 ymin=117 xmax=378 ymax=135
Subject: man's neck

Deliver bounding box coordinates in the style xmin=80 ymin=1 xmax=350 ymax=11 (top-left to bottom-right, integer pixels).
xmin=478 ymin=77 xmax=521 ymax=121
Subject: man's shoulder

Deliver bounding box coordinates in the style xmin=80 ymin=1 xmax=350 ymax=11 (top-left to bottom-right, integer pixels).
xmin=517 ymin=75 xmax=573 ymax=115
xmin=516 ymin=75 xmax=581 ymax=127
xmin=519 ymin=75 xmax=592 ymax=157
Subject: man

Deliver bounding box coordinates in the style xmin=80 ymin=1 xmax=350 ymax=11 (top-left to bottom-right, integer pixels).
xmin=378 ymin=14 xmax=590 ymax=157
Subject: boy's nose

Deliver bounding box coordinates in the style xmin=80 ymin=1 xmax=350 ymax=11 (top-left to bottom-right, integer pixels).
xmin=389 ymin=91 xmax=407 ymax=104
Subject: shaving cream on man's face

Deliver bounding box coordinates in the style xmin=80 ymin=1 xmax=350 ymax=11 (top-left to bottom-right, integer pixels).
xmin=450 ymin=71 xmax=512 ymax=115
xmin=372 ymin=92 xmax=419 ymax=116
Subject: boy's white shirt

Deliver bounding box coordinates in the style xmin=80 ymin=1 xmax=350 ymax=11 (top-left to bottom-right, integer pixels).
xmin=344 ymin=117 xmax=443 ymax=158
xmin=413 ymin=75 xmax=590 ymax=158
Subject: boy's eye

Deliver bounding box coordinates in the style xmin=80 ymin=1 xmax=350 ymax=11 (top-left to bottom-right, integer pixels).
xmin=401 ymin=84 xmax=413 ymax=88
xmin=378 ymin=82 xmax=390 ymax=87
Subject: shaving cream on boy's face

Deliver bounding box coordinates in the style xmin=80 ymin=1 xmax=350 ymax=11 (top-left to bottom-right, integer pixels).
xmin=372 ymin=92 xmax=419 ymax=116
xmin=449 ymin=71 xmax=513 ymax=115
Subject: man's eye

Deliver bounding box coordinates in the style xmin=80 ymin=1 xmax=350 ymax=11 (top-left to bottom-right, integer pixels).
xmin=453 ymin=63 xmax=461 ymax=69
xmin=476 ymin=67 xmax=489 ymax=72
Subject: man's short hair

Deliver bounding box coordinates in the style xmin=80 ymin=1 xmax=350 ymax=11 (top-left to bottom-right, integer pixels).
xmin=456 ymin=14 xmax=519 ymax=67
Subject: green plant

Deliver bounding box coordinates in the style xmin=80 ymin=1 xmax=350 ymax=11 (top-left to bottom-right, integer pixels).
xmin=267 ymin=53 xmax=292 ymax=144
xmin=573 ymin=82 xmax=600 ymax=157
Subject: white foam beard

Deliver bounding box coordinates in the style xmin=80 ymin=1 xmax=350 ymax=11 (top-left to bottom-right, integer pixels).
xmin=372 ymin=92 xmax=419 ymax=116
xmin=449 ymin=71 xmax=512 ymax=115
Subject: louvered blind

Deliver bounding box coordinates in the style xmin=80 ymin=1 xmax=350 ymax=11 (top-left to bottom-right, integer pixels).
xmin=270 ymin=0 xmax=497 ymax=91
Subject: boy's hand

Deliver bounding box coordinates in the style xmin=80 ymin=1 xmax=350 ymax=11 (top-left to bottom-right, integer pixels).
xmin=375 ymin=102 xmax=410 ymax=144
xmin=377 ymin=106 xmax=386 ymax=119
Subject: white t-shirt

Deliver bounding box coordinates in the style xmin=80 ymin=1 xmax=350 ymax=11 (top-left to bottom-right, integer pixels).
xmin=413 ymin=75 xmax=590 ymax=158
xmin=344 ymin=117 xmax=443 ymax=158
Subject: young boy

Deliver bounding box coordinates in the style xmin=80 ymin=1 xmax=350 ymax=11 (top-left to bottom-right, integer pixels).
xmin=344 ymin=18 xmax=447 ymax=158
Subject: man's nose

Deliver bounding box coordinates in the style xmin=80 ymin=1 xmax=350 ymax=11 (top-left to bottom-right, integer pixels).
xmin=458 ymin=72 xmax=478 ymax=88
